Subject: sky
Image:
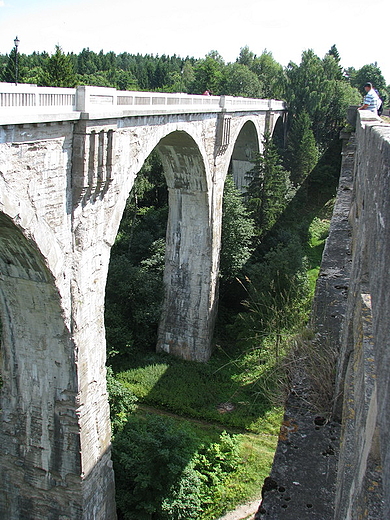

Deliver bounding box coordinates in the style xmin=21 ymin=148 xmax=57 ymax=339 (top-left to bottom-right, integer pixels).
xmin=0 ymin=0 xmax=389 ymax=84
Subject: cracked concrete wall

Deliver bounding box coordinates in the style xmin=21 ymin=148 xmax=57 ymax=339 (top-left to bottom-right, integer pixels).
xmin=0 ymin=122 xmax=116 ymax=519
xmin=333 ymin=112 xmax=390 ymax=519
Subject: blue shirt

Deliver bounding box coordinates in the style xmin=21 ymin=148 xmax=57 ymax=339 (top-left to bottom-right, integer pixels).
xmin=363 ymin=89 xmax=380 ymax=113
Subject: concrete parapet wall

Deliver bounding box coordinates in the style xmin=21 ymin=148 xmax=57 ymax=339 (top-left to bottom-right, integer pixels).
xmin=333 ymin=111 xmax=390 ymax=519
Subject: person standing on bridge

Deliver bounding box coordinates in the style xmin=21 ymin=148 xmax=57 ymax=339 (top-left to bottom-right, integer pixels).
xmin=358 ymin=82 xmax=381 ymax=115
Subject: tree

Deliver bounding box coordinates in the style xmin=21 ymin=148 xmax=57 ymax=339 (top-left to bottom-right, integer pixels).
xmin=285 ymin=49 xmax=361 ymax=149
xmin=220 ymin=175 xmax=255 ymax=279
xmin=245 ymin=132 xmax=293 ymax=237
xmin=221 ymin=62 xmax=263 ymax=98
xmin=112 ymin=414 xmax=199 ymax=520
xmin=250 ymin=50 xmax=286 ymax=99
xmin=237 ymin=46 xmax=255 ymax=68
xmin=285 ymin=110 xmax=319 ymax=186
xmin=326 ymin=44 xmax=343 ymax=80
xmin=44 ymin=45 xmax=77 ymax=87
xmin=2 ymin=49 xmax=21 ymax=83
xmin=189 ymin=51 xmax=224 ymax=94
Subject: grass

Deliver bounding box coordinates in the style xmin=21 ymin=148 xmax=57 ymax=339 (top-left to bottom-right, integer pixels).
xmin=306 ymin=213 xmax=332 ymax=294
xmin=116 ymin=345 xmax=283 ymax=434
xmin=199 ymin=433 xmax=278 ymax=519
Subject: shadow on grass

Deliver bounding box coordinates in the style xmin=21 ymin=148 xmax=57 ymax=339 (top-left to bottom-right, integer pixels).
xmin=111 ymin=343 xmax=282 ymax=435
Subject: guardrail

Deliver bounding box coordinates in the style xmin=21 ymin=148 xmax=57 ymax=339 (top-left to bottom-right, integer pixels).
xmin=0 ymin=83 xmax=286 ymax=124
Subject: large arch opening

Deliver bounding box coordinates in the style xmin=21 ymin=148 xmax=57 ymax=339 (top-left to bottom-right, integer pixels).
xmin=0 ymin=213 xmax=81 ymax=518
xmin=105 ymin=129 xmax=214 ymax=364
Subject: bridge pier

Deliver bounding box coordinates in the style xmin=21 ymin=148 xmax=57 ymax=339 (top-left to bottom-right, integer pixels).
xmin=156 ymin=131 xmax=219 ymax=362
xmin=0 ymin=214 xmax=115 ymax=520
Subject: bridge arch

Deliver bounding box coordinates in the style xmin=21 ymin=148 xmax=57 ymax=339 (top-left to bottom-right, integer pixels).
xmin=228 ymin=119 xmax=260 ymax=192
xmin=0 ymin=213 xmax=82 ymax=518
xmin=107 ymin=128 xmax=216 ymax=362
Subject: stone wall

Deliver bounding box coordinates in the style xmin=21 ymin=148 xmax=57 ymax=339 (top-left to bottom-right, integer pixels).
xmin=258 ymin=110 xmax=390 ymax=519
xmin=333 ymin=111 xmax=390 ymax=519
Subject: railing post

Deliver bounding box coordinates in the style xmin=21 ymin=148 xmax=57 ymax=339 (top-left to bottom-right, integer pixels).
xmin=219 ymin=95 xmax=226 ymax=110
xmin=75 ymin=85 xmax=87 ymax=112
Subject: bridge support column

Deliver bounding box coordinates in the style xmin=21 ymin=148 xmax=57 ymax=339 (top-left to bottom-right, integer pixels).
xmin=156 ymin=132 xmax=219 ymax=362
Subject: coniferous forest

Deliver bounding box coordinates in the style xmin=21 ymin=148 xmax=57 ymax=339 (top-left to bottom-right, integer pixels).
xmin=2 ymin=45 xmax=388 ymax=519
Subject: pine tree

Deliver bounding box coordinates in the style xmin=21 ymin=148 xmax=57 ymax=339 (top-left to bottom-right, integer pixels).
xmin=220 ymin=175 xmax=255 ymax=279
xmin=285 ymin=110 xmax=319 ymax=186
xmin=2 ymin=49 xmax=19 ymax=83
xmin=45 ymin=45 xmax=76 ymax=87
xmin=245 ymin=132 xmax=292 ymax=237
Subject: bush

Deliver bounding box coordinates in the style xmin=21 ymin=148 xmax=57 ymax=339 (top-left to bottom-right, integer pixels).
xmin=112 ymin=414 xmax=200 ymax=520
xmin=194 ymin=431 xmax=240 ymax=487
xmin=106 ymin=367 xmax=138 ymax=432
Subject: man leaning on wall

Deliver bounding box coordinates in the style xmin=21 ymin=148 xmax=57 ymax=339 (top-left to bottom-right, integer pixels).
xmin=358 ymin=82 xmax=381 ymax=115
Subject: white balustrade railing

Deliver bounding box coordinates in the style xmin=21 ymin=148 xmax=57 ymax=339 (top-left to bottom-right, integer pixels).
xmin=0 ymin=82 xmax=286 ymax=124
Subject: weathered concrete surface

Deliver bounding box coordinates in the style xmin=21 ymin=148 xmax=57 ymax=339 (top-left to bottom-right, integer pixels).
xmin=332 ymin=111 xmax=390 ymax=519
xmin=0 ymin=90 xmax=285 ymax=518
xmin=0 ymin=122 xmax=116 ymax=519
xmin=258 ymin=111 xmax=390 ymax=520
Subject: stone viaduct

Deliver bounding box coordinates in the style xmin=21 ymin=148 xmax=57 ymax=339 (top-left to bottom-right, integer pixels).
xmin=0 ymin=83 xmax=286 ymax=519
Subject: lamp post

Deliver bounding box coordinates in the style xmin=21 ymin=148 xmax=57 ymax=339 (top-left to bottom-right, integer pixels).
xmin=14 ymin=36 xmax=20 ymax=85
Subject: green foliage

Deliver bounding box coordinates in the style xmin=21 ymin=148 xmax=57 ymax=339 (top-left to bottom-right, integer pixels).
xmin=116 ymin=347 xmax=283 ymax=433
xmin=306 ymin=216 xmax=331 ymax=292
xmin=350 ymin=62 xmax=387 ymax=105
xmin=285 ymin=110 xmax=319 ymax=186
xmin=245 ymin=132 xmax=294 ymax=237
xmin=1 ymin=49 xmax=18 ymax=83
xmin=43 ymin=45 xmax=77 ymax=87
xmin=105 ymin=243 xmax=165 ymax=355
xmin=221 ymin=62 xmax=263 ymax=97
xmin=285 ymin=49 xmax=361 ymax=148
xmin=250 ymin=50 xmax=286 ymax=99
xmin=160 ymin=463 xmax=204 ymax=519
xmin=220 ymin=175 xmax=255 ymax=279
xmin=235 ymin=234 xmax=311 ymax=357
xmin=190 ymin=52 xmax=224 ymax=94
xmin=112 ymin=412 xmax=265 ymax=520
xmin=200 ymin=433 xmax=277 ymax=519
xmin=194 ymin=431 xmax=240 ymax=486
xmin=105 ymin=152 xmax=168 ymax=357
xmin=112 ymin=414 xmax=199 ymax=519
xmin=237 ymin=47 xmax=286 ymax=99
xmin=106 ymin=366 xmax=138 ymax=432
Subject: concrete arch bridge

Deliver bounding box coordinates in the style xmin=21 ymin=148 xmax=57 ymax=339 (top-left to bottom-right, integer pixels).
xmin=0 ymin=83 xmax=286 ymax=519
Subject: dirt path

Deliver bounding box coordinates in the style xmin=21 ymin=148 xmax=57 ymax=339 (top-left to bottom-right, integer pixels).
xmin=217 ymin=498 xmax=261 ymax=520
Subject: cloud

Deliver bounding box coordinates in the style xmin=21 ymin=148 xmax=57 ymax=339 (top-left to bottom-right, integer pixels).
xmin=0 ymin=1 xmax=5 ymax=6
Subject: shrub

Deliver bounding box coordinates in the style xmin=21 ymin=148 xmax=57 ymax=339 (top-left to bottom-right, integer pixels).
xmin=106 ymin=366 xmax=138 ymax=432
xmin=112 ymin=414 xmax=200 ymax=520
